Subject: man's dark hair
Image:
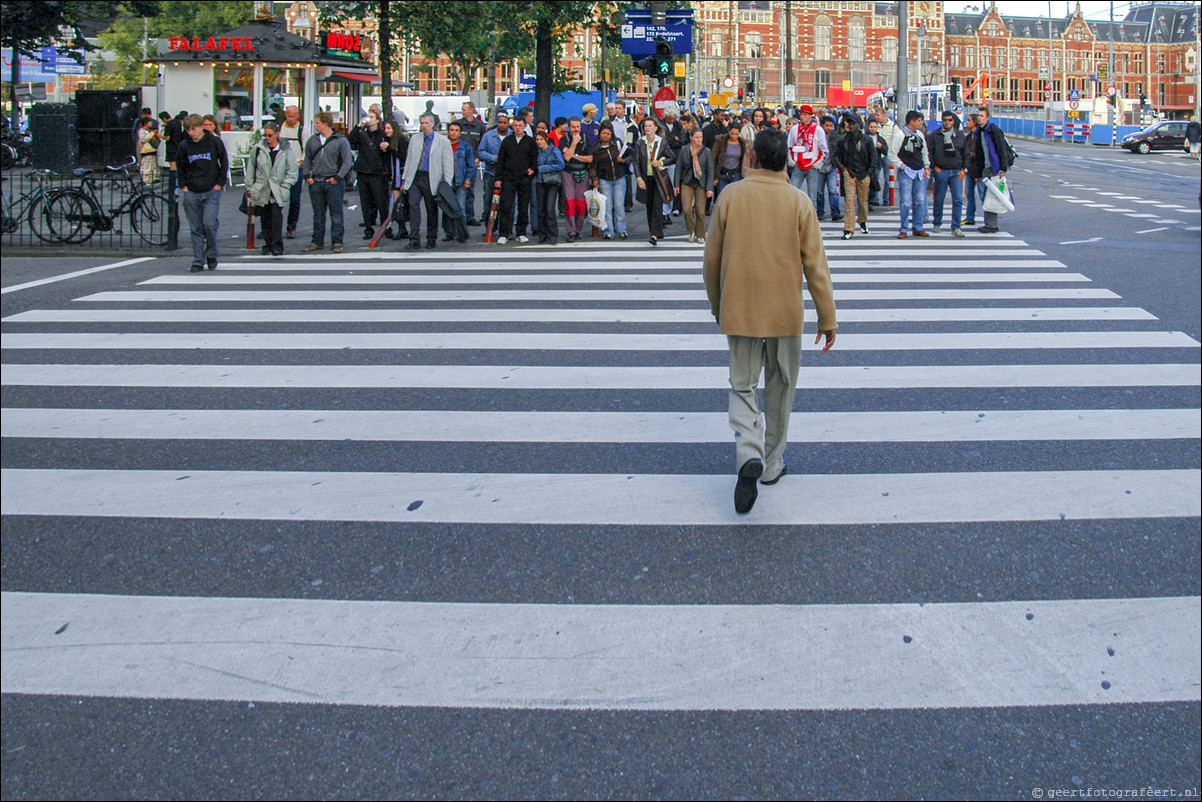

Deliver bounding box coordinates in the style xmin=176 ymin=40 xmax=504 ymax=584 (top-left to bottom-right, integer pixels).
xmin=553 ymin=116 xmax=567 ymax=127
xmin=904 ymin=110 xmax=924 ymax=126
xmin=821 ymin=115 xmax=835 ymax=126
xmin=753 ymin=128 xmax=788 ymax=172
xmin=141 ymin=107 xmax=152 ymax=116
xmin=158 ymin=111 xmax=171 ymax=121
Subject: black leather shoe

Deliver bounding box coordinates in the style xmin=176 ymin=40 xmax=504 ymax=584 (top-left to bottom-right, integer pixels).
xmin=406 ymin=240 xmax=422 ymax=250
xmin=466 ymin=218 xmax=480 ymax=226
xmin=442 ymin=233 xmax=455 ymax=241
xmin=735 ymin=459 xmax=763 ymax=513
xmin=188 ymin=264 xmax=203 ymax=273
xmin=206 ymin=259 xmax=218 ymax=270
xmin=425 ymin=241 xmax=436 ymax=249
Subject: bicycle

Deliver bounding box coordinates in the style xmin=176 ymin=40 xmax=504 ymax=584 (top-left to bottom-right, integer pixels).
xmin=0 ymin=169 xmax=72 ymax=242
xmin=50 ymin=156 xmax=169 ymax=246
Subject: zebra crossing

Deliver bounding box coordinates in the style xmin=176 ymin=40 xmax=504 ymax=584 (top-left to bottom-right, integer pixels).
xmin=2 ymin=219 xmax=1200 ymax=791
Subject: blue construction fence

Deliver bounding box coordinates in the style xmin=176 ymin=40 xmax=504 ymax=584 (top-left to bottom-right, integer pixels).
xmin=991 ymin=112 xmax=1144 ymax=145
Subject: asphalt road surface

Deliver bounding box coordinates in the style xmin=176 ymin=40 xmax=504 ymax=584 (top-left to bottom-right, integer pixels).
xmin=2 ymin=136 xmax=1199 ymax=799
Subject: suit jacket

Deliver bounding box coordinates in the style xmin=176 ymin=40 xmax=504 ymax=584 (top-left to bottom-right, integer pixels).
xmin=702 ymin=169 xmax=836 ymax=338
xmin=401 ymin=130 xmax=454 ymax=191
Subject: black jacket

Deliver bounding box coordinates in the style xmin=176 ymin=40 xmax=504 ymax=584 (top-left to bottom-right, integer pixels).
xmin=176 ymin=131 xmax=229 ymax=192
xmin=496 ymin=132 xmax=538 ymax=181
xmin=349 ymin=125 xmax=386 ymax=174
xmin=833 ymin=132 xmax=878 ymax=179
xmin=163 ymin=117 xmax=184 ymax=165
xmin=971 ymin=122 xmax=1012 ymax=177
xmin=926 ymin=127 xmax=967 ymax=171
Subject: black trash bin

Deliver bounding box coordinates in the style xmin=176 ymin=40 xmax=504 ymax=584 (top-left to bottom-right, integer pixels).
xmin=29 ymin=102 xmax=78 ymax=173
xmin=75 ymin=89 xmax=140 ymax=168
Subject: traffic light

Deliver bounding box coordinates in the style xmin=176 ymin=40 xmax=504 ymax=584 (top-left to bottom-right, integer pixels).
xmin=949 ymin=77 xmax=961 ymax=103
xmin=746 ymin=80 xmax=755 ymax=97
xmin=639 ymin=37 xmax=674 ymax=82
xmin=1107 ymin=94 xmax=1117 ymax=106
xmin=737 ymin=88 xmax=744 ymax=102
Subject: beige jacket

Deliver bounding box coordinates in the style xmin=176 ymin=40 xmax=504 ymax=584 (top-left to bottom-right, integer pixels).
xmin=702 ymin=168 xmax=836 ymax=337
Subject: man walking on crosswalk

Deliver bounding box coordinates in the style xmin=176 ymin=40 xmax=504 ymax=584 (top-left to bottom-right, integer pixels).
xmin=703 ymin=128 xmax=838 ymax=514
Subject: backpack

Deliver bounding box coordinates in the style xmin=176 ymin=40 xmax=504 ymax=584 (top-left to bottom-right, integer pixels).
xmin=1006 ymin=140 xmax=1018 ymax=163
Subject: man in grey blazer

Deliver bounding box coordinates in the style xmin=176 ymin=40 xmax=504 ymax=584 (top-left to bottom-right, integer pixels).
xmin=400 ymin=112 xmax=454 ymax=250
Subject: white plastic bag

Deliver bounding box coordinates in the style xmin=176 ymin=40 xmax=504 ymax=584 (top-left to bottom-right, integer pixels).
xmin=585 ymin=188 xmax=609 ymax=231
xmin=982 ymin=176 xmax=1015 ymax=214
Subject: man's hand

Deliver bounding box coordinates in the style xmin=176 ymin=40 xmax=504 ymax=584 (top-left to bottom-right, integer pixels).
xmin=815 ymin=329 xmax=836 ymax=354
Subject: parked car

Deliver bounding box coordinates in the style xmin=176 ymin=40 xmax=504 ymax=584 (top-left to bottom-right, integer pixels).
xmin=1121 ymin=120 xmax=1189 ymax=154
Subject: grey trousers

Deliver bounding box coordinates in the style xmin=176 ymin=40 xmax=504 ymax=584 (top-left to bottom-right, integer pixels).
xmin=727 ymin=334 xmax=802 ymax=482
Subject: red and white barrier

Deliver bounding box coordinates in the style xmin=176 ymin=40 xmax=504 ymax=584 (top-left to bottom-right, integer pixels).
xmin=1045 ymin=123 xmax=1063 ymax=138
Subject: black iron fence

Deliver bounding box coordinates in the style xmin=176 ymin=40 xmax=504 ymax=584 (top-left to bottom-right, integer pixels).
xmin=1 ymin=165 xmax=172 ymax=250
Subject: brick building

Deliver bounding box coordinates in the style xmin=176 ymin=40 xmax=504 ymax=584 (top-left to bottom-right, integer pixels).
xmin=946 ymin=1 xmax=1200 ymax=116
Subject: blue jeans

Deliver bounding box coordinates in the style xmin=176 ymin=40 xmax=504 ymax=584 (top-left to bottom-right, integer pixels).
xmin=715 ymin=172 xmax=742 ymax=200
xmin=181 ymin=188 xmax=220 ymax=267
xmin=789 ymin=167 xmax=821 ymax=211
xmin=897 ymin=169 xmax=928 ymax=234
xmin=964 ymin=174 xmax=978 ymax=224
xmin=597 ymin=177 xmax=627 ymax=235
xmin=462 ymin=175 xmax=476 ymax=220
xmin=307 ymin=178 xmax=345 ymax=246
xmin=875 ymin=162 xmax=890 ymax=205
xmin=454 ymin=185 xmax=469 ymax=222
xmin=931 ymin=168 xmax=964 ymax=230
xmin=814 ymin=169 xmax=840 ymax=217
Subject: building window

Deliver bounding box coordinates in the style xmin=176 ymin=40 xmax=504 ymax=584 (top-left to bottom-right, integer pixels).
xmin=848 ymin=16 xmax=865 ymax=62
xmin=1024 ymin=78 xmax=1034 ymax=102
xmin=882 ymin=37 xmax=898 ymax=64
xmin=966 ymin=47 xmax=975 ymax=70
xmin=980 ymin=46 xmax=991 ymax=70
xmin=746 ymin=32 xmax=762 ymax=59
xmin=950 ymin=45 xmax=961 ymax=68
xmin=1134 ymin=53 xmax=1144 ymax=72
xmin=815 ymin=69 xmax=830 ymax=97
xmin=1010 ymin=77 xmax=1019 ymax=99
xmin=815 ymin=15 xmax=832 ymax=61
xmin=709 ymin=32 xmax=724 ymax=58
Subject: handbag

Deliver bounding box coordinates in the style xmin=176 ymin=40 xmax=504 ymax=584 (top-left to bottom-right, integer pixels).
xmin=981 ymin=176 xmax=1015 ymax=214
xmin=540 ymin=168 xmax=562 ymax=185
xmin=237 ymin=191 xmax=252 ymax=214
xmin=585 ymin=188 xmax=608 ymax=231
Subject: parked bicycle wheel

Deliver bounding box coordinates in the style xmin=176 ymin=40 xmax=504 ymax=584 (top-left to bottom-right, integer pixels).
xmin=45 ymin=189 xmax=101 ymax=244
xmin=130 ymin=191 xmax=168 ymax=246
xmin=27 ymin=192 xmax=72 ymax=243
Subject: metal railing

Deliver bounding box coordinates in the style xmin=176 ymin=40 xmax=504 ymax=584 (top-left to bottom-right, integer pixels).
xmin=1 ymin=160 xmax=171 ymax=249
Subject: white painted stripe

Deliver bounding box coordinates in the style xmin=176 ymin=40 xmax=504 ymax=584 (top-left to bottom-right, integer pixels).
xmin=139 ymin=271 xmax=1083 ymax=285
xmin=214 ymin=254 xmax=1058 ymax=270
xmin=74 ymin=289 xmax=1123 ymax=302
xmin=1136 ymin=227 xmax=1169 ymax=234
xmin=1125 ymin=213 xmax=1162 ymax=218
xmin=1102 ymin=208 xmax=1136 ymax=213
xmin=0 ymin=258 xmax=156 ymax=296
xmin=3 ymin=591 xmax=1197 ymax=711
xmin=5 ymin=408 xmax=1195 ymax=443
xmin=245 ymin=236 xmax=1018 ymax=260
xmin=1062 ymin=199 xmax=1095 ymax=203
xmin=3 ymin=306 xmax=1157 ymax=324
xmin=2 ymin=468 xmax=1197 ymax=525
xmin=1049 ymin=195 xmax=1079 ymax=198
xmin=1095 ymin=192 xmax=1125 ymax=196
xmin=5 ymin=331 xmax=1196 ymax=352
xmin=1132 ymin=200 xmax=1163 ymax=204
xmin=3 ymin=363 xmax=1197 ymax=390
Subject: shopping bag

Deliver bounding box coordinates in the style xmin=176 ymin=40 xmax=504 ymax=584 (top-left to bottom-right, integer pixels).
xmin=982 ymin=176 xmax=1015 ymax=214
xmin=585 ymin=188 xmax=609 ymax=231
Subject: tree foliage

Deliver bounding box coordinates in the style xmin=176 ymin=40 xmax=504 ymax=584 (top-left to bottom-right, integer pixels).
xmin=389 ymin=1 xmax=529 ymax=94
xmin=95 ymin=1 xmax=253 ymax=87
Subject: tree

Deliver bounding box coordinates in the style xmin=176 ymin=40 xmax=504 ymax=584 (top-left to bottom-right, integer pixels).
xmin=589 ymin=52 xmax=636 ymax=93
xmin=320 ymin=1 xmax=396 ymax=124
xmin=504 ymin=1 xmax=596 ymax=124
xmin=2 ymin=0 xmax=159 ymax=117
xmin=96 ymin=1 xmax=253 ymax=87
xmin=390 ymin=1 xmax=528 ymax=94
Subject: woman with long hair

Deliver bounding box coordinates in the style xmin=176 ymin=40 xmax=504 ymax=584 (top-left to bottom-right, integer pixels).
xmin=712 ymin=122 xmax=749 ymax=201
xmin=381 ymin=119 xmax=409 ymax=239
xmin=674 ymin=126 xmax=713 ymax=245
xmin=635 ymin=115 xmax=674 ymax=246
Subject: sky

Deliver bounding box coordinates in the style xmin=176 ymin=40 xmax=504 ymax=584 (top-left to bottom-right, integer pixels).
xmin=979 ymin=1 xmax=1180 ymax=21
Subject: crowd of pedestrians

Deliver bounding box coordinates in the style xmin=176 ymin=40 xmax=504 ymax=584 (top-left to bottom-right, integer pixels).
xmin=142 ymin=96 xmax=1015 ymax=271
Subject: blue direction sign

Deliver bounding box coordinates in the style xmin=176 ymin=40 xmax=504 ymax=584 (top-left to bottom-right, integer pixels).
xmin=620 ymin=23 xmax=692 ymax=55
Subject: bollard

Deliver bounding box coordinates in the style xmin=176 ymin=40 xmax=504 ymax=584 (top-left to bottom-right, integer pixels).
xmin=166 ymin=171 xmax=179 ymax=251
xmin=888 ymin=164 xmax=896 ymax=207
